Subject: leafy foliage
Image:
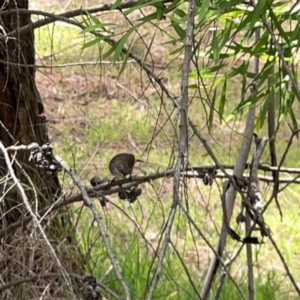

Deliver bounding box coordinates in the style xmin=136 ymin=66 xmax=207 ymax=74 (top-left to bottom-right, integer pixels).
xmin=81 ymin=0 xmax=300 ymax=131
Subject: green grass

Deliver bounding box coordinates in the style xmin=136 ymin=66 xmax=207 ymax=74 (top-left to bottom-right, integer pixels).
xmin=33 ymin=5 xmax=300 ymax=300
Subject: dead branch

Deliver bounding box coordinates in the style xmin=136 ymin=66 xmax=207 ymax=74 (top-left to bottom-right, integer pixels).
xmin=0 ymin=141 xmax=75 ymax=298
xmin=2 ymin=156 xmax=300 ymax=242
xmin=267 ymin=58 xmax=282 ymax=219
xmin=0 ymin=272 xmax=121 ymax=299
xmin=178 ymin=202 xmax=246 ymax=300
xmin=0 ymin=1 xmax=175 ymax=42
xmin=246 ymin=134 xmax=268 ymax=300
xmin=200 ymin=86 xmax=256 ymax=299
xmin=54 ymin=155 xmax=131 ymax=300
xmin=145 ymin=1 xmax=195 ymax=298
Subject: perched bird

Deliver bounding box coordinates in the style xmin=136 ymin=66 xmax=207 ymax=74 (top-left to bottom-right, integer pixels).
xmin=109 ymin=153 xmax=136 ymax=179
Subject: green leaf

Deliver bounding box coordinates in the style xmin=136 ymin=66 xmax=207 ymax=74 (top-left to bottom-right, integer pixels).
xmin=208 ymin=89 xmax=217 ymax=129
xmin=117 ymin=51 xmax=130 ymax=79
xmin=288 ymin=107 xmax=298 ymax=131
xmin=211 ymin=75 xmax=225 ymax=89
xmin=161 ymin=36 xmax=182 ymax=45
xmin=256 ymin=61 xmax=276 ymax=89
xmin=219 ymin=79 xmax=227 ymax=123
xmin=199 ymin=64 xmax=227 ymax=78
xmin=241 ymin=61 xmax=249 ymax=95
xmin=268 ymin=7 xmax=291 ymax=47
xmin=168 ymin=15 xmax=187 ymax=24
xmin=82 ymin=37 xmax=106 ymax=49
xmin=155 ymin=5 xmax=165 ymax=20
xmin=251 ymin=31 xmax=270 ymax=53
xmin=250 ymin=0 xmax=266 ymax=29
xmin=211 ymin=31 xmax=219 ymax=61
xmin=171 ymin=0 xmax=182 ymax=6
xmin=111 ymin=0 xmax=123 ymax=10
xmin=219 ymin=20 xmax=233 ymax=50
xmin=81 ymin=14 xmax=91 ymax=27
xmin=224 ymin=112 xmax=236 ymax=124
xmin=198 ymin=0 xmax=211 ymax=24
xmin=102 ymin=43 xmax=118 ymax=59
xmin=86 ymin=11 xmax=101 ymax=25
xmin=234 ymin=87 xmax=265 ymax=113
xmin=169 ymin=45 xmax=184 ymax=56
xmin=124 ymin=0 xmax=163 ymax=16
xmin=136 ymin=12 xmax=159 ymax=23
xmin=278 ymin=111 xmax=285 ymax=125
xmin=237 ymin=0 xmax=266 ymax=33
xmin=113 ymin=26 xmax=136 ymax=62
xmin=80 ymin=11 xmax=113 ymax=38
xmin=81 ymin=23 xmax=114 ymax=34
xmin=256 ymin=94 xmax=270 ymax=130
xmin=173 ymin=8 xmax=187 ymax=19
xmin=187 ymin=84 xmax=199 ymax=89
xmin=171 ymin=20 xmax=186 ymax=39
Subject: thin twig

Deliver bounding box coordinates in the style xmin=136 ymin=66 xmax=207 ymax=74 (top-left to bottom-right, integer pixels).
xmin=146 ymin=0 xmax=195 ymax=298
xmin=0 ymin=141 xmax=75 ymax=298
xmin=246 ymin=136 xmax=268 ymax=300
xmin=269 ymin=236 xmax=300 ymax=297
xmin=169 ymin=240 xmax=202 ymax=299
xmin=54 ymin=155 xmax=132 ymax=300
xmin=246 ymin=21 xmax=260 ymax=300
xmin=1 ymin=162 xmax=300 ymax=241
xmin=0 ymin=272 xmax=121 ymax=299
xmin=213 ymin=245 xmax=245 ymax=300
xmin=0 ymin=58 xmax=136 ymax=68
xmin=201 ymin=85 xmax=255 ymax=300
xmin=267 ymin=54 xmax=282 ymax=219
xmin=0 ymin=1 xmax=175 ymax=42
xmin=7 ymin=142 xmax=300 ymax=178
xmin=6 ymin=142 xmax=300 ymax=176
xmin=178 ymin=202 xmax=246 ymax=300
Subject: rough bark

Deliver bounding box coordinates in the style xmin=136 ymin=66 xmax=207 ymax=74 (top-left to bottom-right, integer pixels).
xmin=0 ymin=1 xmax=83 ymax=298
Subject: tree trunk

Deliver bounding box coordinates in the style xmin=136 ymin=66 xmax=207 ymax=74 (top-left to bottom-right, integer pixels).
xmin=0 ymin=1 xmax=83 ymax=298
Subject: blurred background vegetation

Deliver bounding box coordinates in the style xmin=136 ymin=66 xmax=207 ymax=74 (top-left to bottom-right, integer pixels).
xmin=29 ymin=0 xmax=300 ymax=298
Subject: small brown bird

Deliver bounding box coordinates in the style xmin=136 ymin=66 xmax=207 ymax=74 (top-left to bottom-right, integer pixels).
xmin=109 ymin=153 xmax=136 ymax=179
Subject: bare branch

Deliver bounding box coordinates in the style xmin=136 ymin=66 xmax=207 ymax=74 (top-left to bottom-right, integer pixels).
xmin=1 ymin=161 xmax=300 ymax=241
xmin=146 ymin=0 xmax=195 ymax=298
xmin=0 ymin=1 xmax=174 ymax=42
xmin=0 ymin=272 xmax=121 ymax=299
xmin=0 ymin=141 xmax=75 ymax=298
xmin=213 ymin=245 xmax=244 ymax=300
xmin=178 ymin=202 xmax=246 ymax=300
xmin=201 ymin=86 xmax=256 ymax=299
xmin=54 ymin=155 xmax=132 ymax=300
xmin=7 ymin=143 xmax=300 ymax=176
xmin=0 ymin=58 xmax=137 ymax=68
xmin=267 ymin=57 xmax=282 ymax=219
xmin=246 ymin=135 xmax=268 ymax=300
